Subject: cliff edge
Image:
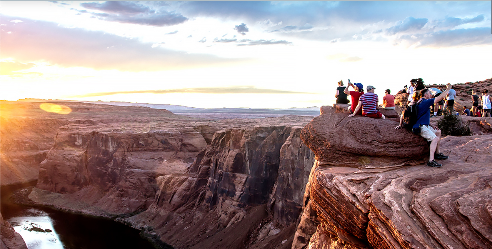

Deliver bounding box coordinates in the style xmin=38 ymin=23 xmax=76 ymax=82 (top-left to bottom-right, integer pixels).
xmin=294 ymin=106 xmax=492 ymax=248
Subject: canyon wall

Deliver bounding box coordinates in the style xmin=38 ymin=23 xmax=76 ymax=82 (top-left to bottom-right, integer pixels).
xmin=16 ymin=101 xmax=315 ymax=248
xmin=294 ymin=106 xmax=492 ymax=249
xmin=0 ymin=213 xmax=28 ymax=249
xmin=0 ymin=112 xmax=68 ymax=185
xmin=4 ymin=100 xmax=492 ymax=249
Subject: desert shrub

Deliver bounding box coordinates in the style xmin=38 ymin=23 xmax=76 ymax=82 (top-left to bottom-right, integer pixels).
xmin=437 ymin=111 xmax=472 ymax=136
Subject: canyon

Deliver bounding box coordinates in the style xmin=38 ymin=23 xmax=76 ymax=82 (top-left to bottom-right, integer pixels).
xmin=1 ymin=81 xmax=492 ymax=249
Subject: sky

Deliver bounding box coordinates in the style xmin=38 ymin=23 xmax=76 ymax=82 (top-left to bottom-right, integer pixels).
xmin=1 ymin=1 xmax=491 ymax=109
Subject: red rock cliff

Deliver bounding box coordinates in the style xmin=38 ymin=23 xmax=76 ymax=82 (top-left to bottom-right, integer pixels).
xmin=294 ymin=106 xmax=492 ymax=249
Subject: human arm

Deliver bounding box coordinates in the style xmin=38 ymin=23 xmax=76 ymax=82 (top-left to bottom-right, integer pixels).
xmin=344 ymin=82 xmax=352 ymax=95
xmin=434 ymin=83 xmax=452 ymax=104
xmin=348 ymin=99 xmax=362 ymax=117
xmin=336 ymin=89 xmax=339 ymax=97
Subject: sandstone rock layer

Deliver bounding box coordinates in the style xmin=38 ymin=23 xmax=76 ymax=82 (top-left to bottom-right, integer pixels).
xmin=295 ymin=106 xmax=492 ymax=249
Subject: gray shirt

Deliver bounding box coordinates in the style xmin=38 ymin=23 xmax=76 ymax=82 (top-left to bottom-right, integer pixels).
xmin=447 ymin=89 xmax=456 ymax=100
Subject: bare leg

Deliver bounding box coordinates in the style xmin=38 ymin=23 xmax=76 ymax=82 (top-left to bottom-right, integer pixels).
xmin=435 ymin=129 xmax=441 ymax=154
xmin=429 ymin=136 xmax=439 ymax=161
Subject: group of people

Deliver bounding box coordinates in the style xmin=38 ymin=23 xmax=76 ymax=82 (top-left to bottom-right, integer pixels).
xmin=335 ymin=79 xmax=395 ymax=120
xmin=336 ymin=79 xmax=460 ymax=169
xmin=395 ymin=83 xmax=453 ymax=168
xmin=335 ymin=78 xmax=492 ymax=168
xmin=404 ymin=78 xmax=457 ymax=117
xmin=462 ymin=89 xmax=491 ymax=117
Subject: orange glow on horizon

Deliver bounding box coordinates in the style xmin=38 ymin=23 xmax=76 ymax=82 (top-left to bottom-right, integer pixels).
xmin=39 ymin=103 xmax=71 ymax=114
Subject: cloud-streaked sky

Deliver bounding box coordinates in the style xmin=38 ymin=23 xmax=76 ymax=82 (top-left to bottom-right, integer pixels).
xmin=1 ymin=1 xmax=491 ymax=108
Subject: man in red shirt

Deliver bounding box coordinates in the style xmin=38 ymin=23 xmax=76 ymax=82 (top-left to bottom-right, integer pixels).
xmin=348 ymin=85 xmax=385 ymax=119
xmin=343 ymin=80 xmax=364 ymax=115
xmin=382 ymin=89 xmax=395 ymax=109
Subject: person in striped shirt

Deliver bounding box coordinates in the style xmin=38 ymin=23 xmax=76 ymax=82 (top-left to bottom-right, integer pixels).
xmin=348 ymin=85 xmax=385 ymax=119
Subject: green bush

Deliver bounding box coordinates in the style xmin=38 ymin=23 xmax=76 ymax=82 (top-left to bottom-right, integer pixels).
xmin=437 ymin=111 xmax=472 ymax=136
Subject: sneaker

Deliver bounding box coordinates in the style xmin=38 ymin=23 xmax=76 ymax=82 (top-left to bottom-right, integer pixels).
xmin=427 ymin=160 xmax=442 ymax=168
xmin=434 ymin=153 xmax=448 ymax=160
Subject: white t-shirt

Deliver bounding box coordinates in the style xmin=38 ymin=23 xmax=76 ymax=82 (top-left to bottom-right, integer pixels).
xmin=407 ymin=86 xmax=415 ymax=101
xmin=483 ymin=94 xmax=491 ymax=109
xmin=447 ymin=89 xmax=456 ymax=100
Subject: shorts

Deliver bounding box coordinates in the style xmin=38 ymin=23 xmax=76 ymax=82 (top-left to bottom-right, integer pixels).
xmin=473 ymin=102 xmax=479 ymax=107
xmin=420 ymin=125 xmax=438 ymax=142
xmin=447 ymin=99 xmax=455 ymax=107
xmin=363 ymin=111 xmax=383 ymax=119
xmin=484 ymin=109 xmax=491 ymax=116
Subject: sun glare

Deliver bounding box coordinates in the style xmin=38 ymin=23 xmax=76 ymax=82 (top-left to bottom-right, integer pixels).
xmin=39 ymin=103 xmax=71 ymax=114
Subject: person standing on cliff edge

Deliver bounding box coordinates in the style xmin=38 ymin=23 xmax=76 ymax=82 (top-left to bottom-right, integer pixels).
xmin=413 ymin=83 xmax=452 ymax=168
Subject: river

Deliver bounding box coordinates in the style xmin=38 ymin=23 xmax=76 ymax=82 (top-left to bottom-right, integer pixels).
xmin=1 ymin=182 xmax=171 ymax=249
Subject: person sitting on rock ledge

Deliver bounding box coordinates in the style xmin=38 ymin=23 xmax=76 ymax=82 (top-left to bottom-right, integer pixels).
xmin=348 ymin=85 xmax=385 ymax=119
xmin=409 ymin=83 xmax=452 ymax=168
xmin=335 ymin=80 xmax=350 ymax=104
xmin=344 ymin=80 xmax=363 ymax=115
xmin=382 ymin=89 xmax=395 ymax=110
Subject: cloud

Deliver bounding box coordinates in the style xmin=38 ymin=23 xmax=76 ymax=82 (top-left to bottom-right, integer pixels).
xmin=341 ymin=57 xmax=363 ymax=62
xmin=97 ymin=12 xmax=187 ymax=27
xmin=0 ymin=61 xmax=35 ymax=75
xmin=180 ymin=1 xmax=273 ymax=21
xmin=0 ymin=15 xmax=244 ymax=72
xmin=234 ymin=23 xmax=249 ymax=35
xmin=214 ymin=38 xmax=238 ymax=43
xmin=386 ymin=17 xmax=428 ymax=35
xmin=237 ymin=39 xmax=292 ymax=46
xmin=437 ymin=15 xmax=485 ymax=28
xmin=199 ymin=37 xmax=207 ymax=43
xmin=81 ymin=1 xmax=152 ymax=14
xmin=327 ymin=54 xmax=362 ymax=62
xmin=80 ymin=1 xmax=187 ymax=27
xmin=69 ymin=86 xmax=314 ymax=98
xmin=400 ymin=27 xmax=492 ymax=48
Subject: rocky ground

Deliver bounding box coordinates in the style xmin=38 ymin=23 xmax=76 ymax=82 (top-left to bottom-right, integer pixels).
xmin=1 ymin=78 xmax=492 ymax=249
xmin=295 ymin=106 xmax=492 ymax=249
xmin=1 ymin=100 xmax=315 ymax=249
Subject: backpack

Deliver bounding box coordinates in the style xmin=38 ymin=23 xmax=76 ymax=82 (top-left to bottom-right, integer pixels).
xmin=402 ymin=103 xmax=421 ymax=134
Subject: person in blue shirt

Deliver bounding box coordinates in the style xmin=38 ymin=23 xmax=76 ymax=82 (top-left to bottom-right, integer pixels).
xmin=462 ymin=106 xmax=471 ymax=116
xmin=414 ymin=83 xmax=452 ymax=167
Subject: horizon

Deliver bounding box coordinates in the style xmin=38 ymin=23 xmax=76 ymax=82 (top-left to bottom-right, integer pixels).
xmin=1 ymin=1 xmax=491 ymax=109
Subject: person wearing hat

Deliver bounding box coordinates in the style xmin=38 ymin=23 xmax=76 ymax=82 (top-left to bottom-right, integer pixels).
xmin=343 ymin=79 xmax=364 ymax=115
xmin=348 ymin=85 xmax=385 ymax=119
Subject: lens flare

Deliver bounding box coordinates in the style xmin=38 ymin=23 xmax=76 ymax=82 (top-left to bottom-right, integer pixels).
xmin=39 ymin=103 xmax=71 ymax=114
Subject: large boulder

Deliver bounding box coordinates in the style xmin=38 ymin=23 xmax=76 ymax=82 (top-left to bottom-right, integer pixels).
xmin=302 ymin=106 xmax=428 ymax=168
xmin=294 ymin=106 xmax=492 ymax=249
